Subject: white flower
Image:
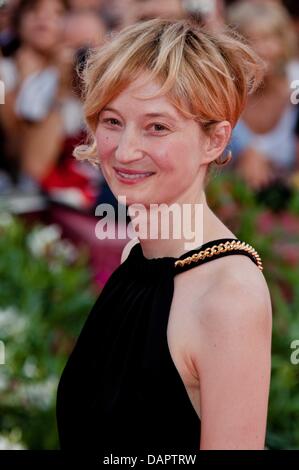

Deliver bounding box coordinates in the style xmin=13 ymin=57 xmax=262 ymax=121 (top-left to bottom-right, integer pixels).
xmin=27 ymin=224 xmax=62 ymax=257
xmin=18 ymin=376 xmax=58 ymax=410
xmin=48 ymin=260 xmax=63 ymax=273
xmin=0 ymin=435 xmax=26 ymax=450
xmin=0 ymin=306 xmax=28 ymax=338
xmin=22 ymin=357 xmax=38 ymax=379
xmin=0 ymin=212 xmax=13 ymax=228
xmin=53 ymin=239 xmax=78 ymax=263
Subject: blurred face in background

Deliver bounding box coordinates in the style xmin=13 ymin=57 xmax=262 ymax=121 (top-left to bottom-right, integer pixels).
xmin=18 ymin=0 xmax=67 ymax=53
xmin=244 ymin=22 xmax=285 ymax=75
xmin=0 ymin=0 xmax=19 ymax=33
xmin=120 ymin=0 xmax=185 ymax=29
xmin=0 ymin=2 xmax=10 ymax=33
xmin=63 ymin=11 xmax=106 ymax=49
xmin=69 ymin=0 xmax=103 ymax=10
xmin=227 ymin=1 xmax=296 ymax=78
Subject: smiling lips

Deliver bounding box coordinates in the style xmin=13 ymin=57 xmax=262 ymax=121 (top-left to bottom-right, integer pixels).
xmin=114 ymin=167 xmax=155 ymax=184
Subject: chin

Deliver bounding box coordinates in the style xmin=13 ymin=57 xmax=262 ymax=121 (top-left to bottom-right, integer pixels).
xmin=115 ymin=193 xmax=150 ymax=208
xmin=107 ymin=177 xmax=170 ymax=208
xmin=110 ymin=185 xmax=149 ymax=206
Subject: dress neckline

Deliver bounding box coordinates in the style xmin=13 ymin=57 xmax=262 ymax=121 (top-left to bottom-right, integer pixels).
xmin=125 ymin=237 xmax=239 ymax=280
xmin=134 ymin=237 xmax=239 ymax=260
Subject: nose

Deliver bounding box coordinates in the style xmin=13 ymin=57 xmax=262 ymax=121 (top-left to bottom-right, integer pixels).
xmin=115 ymin=125 xmax=144 ymax=164
xmin=35 ymin=6 xmax=57 ymax=23
xmin=35 ymin=11 xmax=51 ymax=24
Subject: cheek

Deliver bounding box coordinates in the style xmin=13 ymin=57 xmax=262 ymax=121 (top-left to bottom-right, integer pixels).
xmin=150 ymin=138 xmax=188 ymax=171
xmin=95 ymin=132 xmax=117 ymax=161
xmin=20 ymin=17 xmax=34 ymax=38
xmin=160 ymin=139 xmax=199 ymax=174
xmin=48 ymin=20 xmax=62 ymax=37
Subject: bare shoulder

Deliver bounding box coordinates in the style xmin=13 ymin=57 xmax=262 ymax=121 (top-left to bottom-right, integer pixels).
xmin=189 ymin=254 xmax=272 ymax=343
xmin=187 ymin=255 xmax=273 ymax=449
xmin=120 ymin=237 xmax=140 ymax=263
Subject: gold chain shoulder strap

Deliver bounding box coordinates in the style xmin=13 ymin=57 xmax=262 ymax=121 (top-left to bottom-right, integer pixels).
xmin=174 ymin=240 xmax=263 ymax=271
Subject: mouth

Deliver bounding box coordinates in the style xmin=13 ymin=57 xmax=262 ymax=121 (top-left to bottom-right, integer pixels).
xmin=113 ymin=167 xmax=155 ymax=185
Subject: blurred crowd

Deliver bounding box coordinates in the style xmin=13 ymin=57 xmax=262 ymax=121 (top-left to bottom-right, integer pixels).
xmin=1 ymin=0 xmax=299 ymax=212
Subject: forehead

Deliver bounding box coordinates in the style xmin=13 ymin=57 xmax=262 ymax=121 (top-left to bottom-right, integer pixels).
xmin=26 ymin=0 xmax=66 ymax=13
xmin=245 ymin=20 xmax=279 ymax=38
xmin=105 ymin=74 xmax=185 ymax=119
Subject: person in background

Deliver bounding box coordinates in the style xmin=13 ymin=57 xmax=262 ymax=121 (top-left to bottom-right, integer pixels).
xmin=121 ymin=0 xmax=186 ymax=29
xmin=281 ymin=1 xmax=299 ymax=183
xmin=0 ymin=0 xmax=102 ymax=208
xmin=99 ymin=0 xmax=136 ymax=32
xmin=283 ymin=0 xmax=299 ymax=35
xmin=0 ymin=0 xmax=73 ymax=194
xmin=0 ymin=0 xmax=20 ymax=56
xmin=183 ymin=0 xmax=225 ymax=31
xmin=228 ymin=0 xmax=299 ymax=190
xmin=69 ymin=0 xmax=104 ymax=11
xmin=63 ymin=9 xmax=106 ymax=50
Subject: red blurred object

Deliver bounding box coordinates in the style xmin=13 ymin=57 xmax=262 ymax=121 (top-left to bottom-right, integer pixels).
xmin=49 ymin=204 xmax=129 ymax=288
xmin=41 ymin=134 xmax=99 ymax=209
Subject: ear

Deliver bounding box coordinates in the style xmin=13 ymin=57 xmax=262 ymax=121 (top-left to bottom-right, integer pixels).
xmin=201 ymin=121 xmax=232 ymax=165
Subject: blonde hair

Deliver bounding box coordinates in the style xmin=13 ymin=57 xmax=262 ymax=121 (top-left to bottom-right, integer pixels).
xmin=74 ymin=18 xmax=265 ymax=165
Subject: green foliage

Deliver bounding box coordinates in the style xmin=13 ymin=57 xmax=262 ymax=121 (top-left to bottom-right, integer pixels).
xmin=0 ymin=214 xmax=97 ymax=449
xmin=1 ymin=173 xmax=299 ymax=449
xmin=207 ymin=173 xmax=299 ymax=449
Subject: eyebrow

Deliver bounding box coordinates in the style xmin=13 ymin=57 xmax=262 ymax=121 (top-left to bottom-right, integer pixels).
xmin=101 ymin=107 xmax=179 ymax=122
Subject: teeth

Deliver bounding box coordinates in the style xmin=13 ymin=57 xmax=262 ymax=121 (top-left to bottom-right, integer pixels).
xmin=117 ymin=171 xmax=152 ymax=180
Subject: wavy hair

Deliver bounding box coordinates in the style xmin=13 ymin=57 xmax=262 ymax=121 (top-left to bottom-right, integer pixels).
xmin=74 ymin=18 xmax=265 ymax=166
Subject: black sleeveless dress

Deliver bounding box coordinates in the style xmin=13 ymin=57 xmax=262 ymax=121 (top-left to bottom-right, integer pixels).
xmin=56 ymin=237 xmax=262 ymax=453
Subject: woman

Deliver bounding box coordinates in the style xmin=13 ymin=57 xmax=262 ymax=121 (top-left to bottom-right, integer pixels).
xmin=0 ymin=0 xmax=99 ymax=207
xmin=56 ymin=19 xmax=272 ymax=451
xmin=228 ymin=0 xmax=299 ymax=190
xmin=0 ymin=0 xmax=73 ymax=181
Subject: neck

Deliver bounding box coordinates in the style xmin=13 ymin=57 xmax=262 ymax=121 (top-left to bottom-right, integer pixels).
xmin=131 ymin=191 xmax=235 ymax=259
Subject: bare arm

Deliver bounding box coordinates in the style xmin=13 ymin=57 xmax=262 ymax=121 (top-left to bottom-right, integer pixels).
xmin=192 ymin=273 xmax=272 ymax=450
xmin=0 ymin=89 xmax=64 ymax=180
xmin=0 ymin=90 xmax=21 ymax=159
xmin=235 ymin=147 xmax=276 ymax=190
xmin=0 ymin=47 xmax=73 ymax=181
xmin=20 ymin=109 xmax=64 ymax=181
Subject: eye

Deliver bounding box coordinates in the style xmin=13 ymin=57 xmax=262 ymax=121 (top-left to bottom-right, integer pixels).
xmin=151 ymin=123 xmax=169 ymax=133
xmin=102 ymin=117 xmax=121 ymax=127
